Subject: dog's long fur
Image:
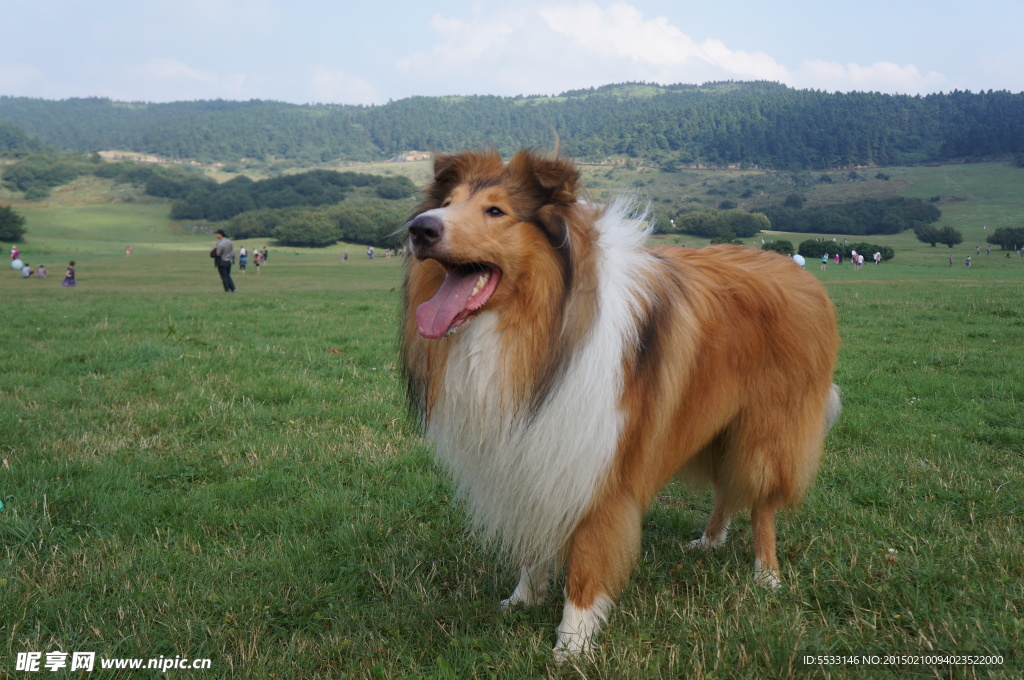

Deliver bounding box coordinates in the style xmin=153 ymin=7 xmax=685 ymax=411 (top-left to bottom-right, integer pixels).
xmin=401 ymin=149 xmax=840 ymax=658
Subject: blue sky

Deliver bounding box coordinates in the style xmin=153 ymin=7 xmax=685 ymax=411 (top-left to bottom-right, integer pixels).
xmin=2 ymin=0 xmax=1021 ymax=104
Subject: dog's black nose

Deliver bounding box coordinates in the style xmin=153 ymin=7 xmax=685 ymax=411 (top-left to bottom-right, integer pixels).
xmin=408 ymin=214 xmax=444 ymax=250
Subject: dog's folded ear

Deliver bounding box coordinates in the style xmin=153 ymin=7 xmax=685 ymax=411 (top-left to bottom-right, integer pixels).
xmin=432 ymin=152 xmax=459 ymax=182
xmin=508 ymin=150 xmax=580 ymax=206
xmin=421 ymin=152 xmax=465 ymax=207
xmin=424 ymin=150 xmax=506 ymax=208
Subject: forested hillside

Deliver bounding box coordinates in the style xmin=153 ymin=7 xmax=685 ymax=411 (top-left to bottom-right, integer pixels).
xmin=2 ymin=81 xmax=1023 ymax=169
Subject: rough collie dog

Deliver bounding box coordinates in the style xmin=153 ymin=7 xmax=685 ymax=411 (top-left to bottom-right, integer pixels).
xmin=401 ymin=149 xmax=840 ymax=659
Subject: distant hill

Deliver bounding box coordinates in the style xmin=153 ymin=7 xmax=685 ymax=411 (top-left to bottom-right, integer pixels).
xmin=0 ymin=120 xmax=48 ymax=156
xmin=1 ymin=82 xmax=1023 ymax=169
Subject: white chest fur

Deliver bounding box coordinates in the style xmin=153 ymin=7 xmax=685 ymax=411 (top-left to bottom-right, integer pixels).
xmin=425 ymin=204 xmax=653 ymax=564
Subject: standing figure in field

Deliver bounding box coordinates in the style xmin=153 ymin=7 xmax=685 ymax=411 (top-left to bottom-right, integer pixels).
xmin=212 ymin=229 xmax=236 ymax=293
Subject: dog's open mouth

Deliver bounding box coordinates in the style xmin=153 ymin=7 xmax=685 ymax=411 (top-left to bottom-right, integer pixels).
xmin=416 ymin=262 xmax=501 ymax=339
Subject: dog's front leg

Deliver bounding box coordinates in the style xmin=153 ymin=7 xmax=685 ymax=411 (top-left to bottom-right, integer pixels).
xmin=500 ymin=563 xmax=552 ymax=610
xmin=553 ymin=493 xmax=643 ymax=660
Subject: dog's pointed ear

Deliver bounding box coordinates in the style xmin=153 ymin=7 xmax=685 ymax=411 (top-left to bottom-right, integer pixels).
xmin=509 ymin=150 xmax=580 ymax=206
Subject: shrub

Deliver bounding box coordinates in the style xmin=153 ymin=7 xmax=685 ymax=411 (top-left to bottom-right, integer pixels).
xmin=674 ymin=209 xmax=769 ymax=238
xmin=226 ymin=209 xmax=282 ymax=240
xmin=798 ymin=239 xmax=894 ymax=261
xmin=329 ymin=199 xmax=412 ymax=247
xmin=709 ymin=232 xmax=744 ymax=245
xmin=762 ymin=240 xmax=794 ymax=255
xmin=273 ymin=209 xmax=342 ymax=247
xmin=762 ymin=197 xmax=940 ymax=236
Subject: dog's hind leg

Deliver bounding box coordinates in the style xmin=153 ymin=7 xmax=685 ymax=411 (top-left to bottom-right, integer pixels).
xmin=751 ymin=501 xmax=782 ymax=589
xmin=685 ymin=492 xmax=733 ymax=550
xmin=500 ymin=563 xmax=552 ymax=610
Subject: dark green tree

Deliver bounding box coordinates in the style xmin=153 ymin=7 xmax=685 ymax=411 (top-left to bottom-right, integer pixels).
xmin=783 ymin=193 xmax=805 ymax=209
xmin=914 ymin=225 xmax=940 ymax=246
xmin=936 ymin=225 xmax=964 ymax=248
xmin=0 ymin=205 xmax=27 ymax=241
xmin=986 ymin=226 xmax=1024 ymax=250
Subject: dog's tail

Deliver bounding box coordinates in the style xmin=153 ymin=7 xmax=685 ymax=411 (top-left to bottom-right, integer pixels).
xmin=824 ymin=383 xmax=842 ymax=432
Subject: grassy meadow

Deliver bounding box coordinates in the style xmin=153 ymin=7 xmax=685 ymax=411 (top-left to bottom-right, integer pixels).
xmin=1 ymin=165 xmax=1023 ymax=679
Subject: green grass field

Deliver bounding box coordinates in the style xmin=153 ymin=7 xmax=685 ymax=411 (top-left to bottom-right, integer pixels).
xmin=1 ymin=166 xmax=1022 ymax=678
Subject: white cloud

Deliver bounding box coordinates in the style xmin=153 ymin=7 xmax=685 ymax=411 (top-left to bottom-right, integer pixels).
xmin=0 ymin=64 xmax=43 ymax=90
xmin=395 ymin=11 xmax=518 ymax=75
xmin=797 ymin=60 xmax=945 ymax=94
xmin=311 ymin=66 xmax=383 ymax=105
xmin=390 ymin=1 xmax=950 ymax=99
xmin=98 ymin=58 xmax=254 ymax=102
xmin=541 ymin=2 xmax=792 ymax=84
xmin=540 ymin=2 xmax=698 ymax=66
xmin=132 ymin=58 xmax=219 ymax=84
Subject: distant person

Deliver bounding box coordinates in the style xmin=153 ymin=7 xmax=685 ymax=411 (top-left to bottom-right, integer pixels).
xmin=238 ymin=247 xmax=248 ymax=274
xmin=253 ymin=250 xmax=262 ymax=274
xmin=342 ymin=251 xmax=349 ymax=263
xmin=949 ymin=255 xmax=953 ymax=267
xmin=21 ymin=262 xmax=33 ymax=278
xmin=820 ymin=253 xmax=828 ymax=271
xmin=62 ymin=261 xmax=76 ymax=287
xmin=261 ymin=247 xmax=268 ymax=263
xmin=965 ymin=256 xmax=972 ymax=268
xmin=36 ymin=264 xmax=47 ymax=279
xmin=10 ymin=246 xmax=19 ymax=260
xmin=125 ymin=246 xmax=132 ymax=256
xmin=211 ymin=229 xmax=236 ymax=292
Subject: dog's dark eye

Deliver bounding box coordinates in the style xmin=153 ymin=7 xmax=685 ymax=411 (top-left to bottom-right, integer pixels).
xmin=485 ymin=207 xmax=505 ymax=217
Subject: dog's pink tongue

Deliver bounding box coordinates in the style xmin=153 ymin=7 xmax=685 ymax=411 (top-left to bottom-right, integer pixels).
xmin=416 ymin=269 xmax=479 ymax=339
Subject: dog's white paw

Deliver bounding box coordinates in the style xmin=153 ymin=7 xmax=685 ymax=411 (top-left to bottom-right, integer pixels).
xmin=552 ymin=595 xmax=613 ymax=662
xmin=754 ymin=564 xmax=782 ymax=589
xmin=500 ymin=566 xmax=549 ymax=611
xmin=685 ymin=532 xmax=727 ymax=550
xmin=553 ymin=639 xmax=589 ymax=664
xmin=553 ymin=626 xmax=595 ymax=664
xmin=500 ymin=592 xmax=532 ymax=611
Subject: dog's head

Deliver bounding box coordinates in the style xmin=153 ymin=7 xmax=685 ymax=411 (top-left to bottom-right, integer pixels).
xmin=405 ymin=149 xmax=581 ymax=339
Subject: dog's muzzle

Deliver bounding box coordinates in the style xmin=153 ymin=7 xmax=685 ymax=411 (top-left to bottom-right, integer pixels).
xmin=409 ymin=213 xmax=444 ymax=253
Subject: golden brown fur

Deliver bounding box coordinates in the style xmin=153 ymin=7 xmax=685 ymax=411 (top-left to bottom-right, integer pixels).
xmin=401 ymin=149 xmax=840 ymax=658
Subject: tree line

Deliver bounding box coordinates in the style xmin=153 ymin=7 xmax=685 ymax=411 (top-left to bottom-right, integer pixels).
xmin=0 ymin=153 xmax=417 ymax=247
xmin=157 ymin=169 xmax=415 ymax=221
xmin=755 ymin=197 xmax=942 ymax=236
xmin=2 ymin=82 xmax=1024 ymax=169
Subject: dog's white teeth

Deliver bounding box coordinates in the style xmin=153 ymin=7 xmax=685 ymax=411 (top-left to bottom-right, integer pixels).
xmin=470 ymin=272 xmax=490 ymax=297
